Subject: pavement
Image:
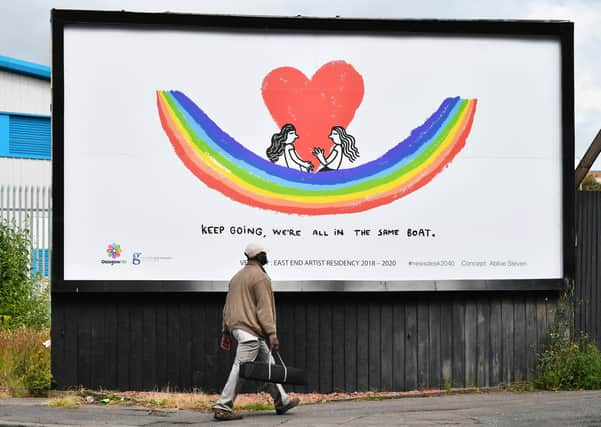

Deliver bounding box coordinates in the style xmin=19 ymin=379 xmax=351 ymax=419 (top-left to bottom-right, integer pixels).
xmin=1 ymin=390 xmax=601 ymax=426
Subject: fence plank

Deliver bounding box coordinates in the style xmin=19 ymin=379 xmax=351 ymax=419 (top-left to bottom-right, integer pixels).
xmin=381 ymin=303 xmax=393 ymax=391
xmin=451 ymin=298 xmax=465 ymax=388
xmin=77 ymin=302 xmax=92 ymax=388
xmin=344 ymin=302 xmax=357 ymax=391
xmin=129 ymin=301 xmax=144 ymax=390
xmin=514 ymin=295 xmax=527 ymax=382
xmin=392 ymin=302 xmax=405 ymax=390
xmin=368 ymin=303 xmax=381 ymax=391
xmin=306 ymin=304 xmax=320 ymax=391
xmin=181 ymin=302 xmax=193 ymax=390
xmin=429 ymin=300 xmax=441 ymax=389
xmin=477 ymin=296 xmax=490 ymax=388
xmin=586 ymin=192 xmax=601 ymax=346
xmin=319 ymin=302 xmax=333 ymax=393
xmin=332 ymin=303 xmax=346 ymax=392
xmin=440 ymin=299 xmax=453 ymax=389
xmin=417 ymin=299 xmax=429 ymax=389
xmin=501 ymin=296 xmax=514 ymax=384
xmin=356 ymin=304 xmax=369 ymax=391
xmin=405 ymin=302 xmax=418 ymax=390
xmin=155 ymin=300 xmax=169 ymax=390
xmin=294 ymin=302 xmax=307 ymax=393
xmin=490 ymin=299 xmax=502 ymax=386
xmin=526 ymin=296 xmax=538 ymax=380
xmin=464 ymin=300 xmax=477 ymax=387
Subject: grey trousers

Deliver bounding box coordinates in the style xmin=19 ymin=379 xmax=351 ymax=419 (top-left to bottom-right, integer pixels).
xmin=214 ymin=338 xmax=289 ymax=412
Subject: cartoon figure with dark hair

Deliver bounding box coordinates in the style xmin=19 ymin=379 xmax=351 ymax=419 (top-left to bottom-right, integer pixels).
xmin=266 ymin=124 xmax=313 ymax=172
xmin=312 ymin=126 xmax=360 ymax=172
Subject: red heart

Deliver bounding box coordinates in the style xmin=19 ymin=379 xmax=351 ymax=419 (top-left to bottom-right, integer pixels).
xmin=262 ymin=61 xmax=364 ymax=171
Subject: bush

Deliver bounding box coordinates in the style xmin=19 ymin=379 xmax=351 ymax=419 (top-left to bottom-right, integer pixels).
xmin=0 ymin=218 xmax=50 ymax=329
xmin=582 ymin=174 xmax=601 ymax=191
xmin=535 ymin=331 xmax=601 ymax=390
xmin=0 ymin=327 xmax=51 ymax=397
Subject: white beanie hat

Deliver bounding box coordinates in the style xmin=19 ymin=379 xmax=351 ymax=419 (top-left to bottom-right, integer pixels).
xmin=244 ymin=242 xmax=268 ymax=258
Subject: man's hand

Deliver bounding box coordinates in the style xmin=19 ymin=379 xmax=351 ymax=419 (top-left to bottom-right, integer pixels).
xmin=220 ymin=334 xmax=232 ymax=351
xmin=268 ymin=334 xmax=280 ymax=352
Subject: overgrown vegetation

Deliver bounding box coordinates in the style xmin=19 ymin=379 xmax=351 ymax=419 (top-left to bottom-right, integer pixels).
xmin=534 ymin=288 xmax=601 ymax=390
xmin=0 ymin=327 xmax=51 ymax=397
xmin=0 ymin=218 xmax=50 ymax=329
xmin=0 ymin=219 xmax=51 ymax=396
xmin=535 ymin=330 xmax=601 ymax=390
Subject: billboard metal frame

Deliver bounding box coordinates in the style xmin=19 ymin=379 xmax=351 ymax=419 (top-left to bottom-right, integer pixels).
xmin=51 ymin=9 xmax=574 ymax=292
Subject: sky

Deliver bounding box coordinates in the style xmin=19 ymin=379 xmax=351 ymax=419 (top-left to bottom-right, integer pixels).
xmin=0 ymin=0 xmax=599 ymax=167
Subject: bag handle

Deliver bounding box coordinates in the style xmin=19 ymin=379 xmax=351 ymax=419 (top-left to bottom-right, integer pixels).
xmin=268 ymin=351 xmax=288 ymax=383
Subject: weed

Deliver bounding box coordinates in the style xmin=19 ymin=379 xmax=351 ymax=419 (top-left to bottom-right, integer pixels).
xmin=48 ymin=396 xmax=82 ymax=408
xmin=533 ymin=285 xmax=601 ymax=391
xmin=237 ymin=402 xmax=274 ymax=411
xmin=442 ymin=377 xmax=452 ymax=393
xmin=535 ymin=331 xmax=601 ymax=390
xmin=0 ymin=327 xmax=51 ymax=397
xmin=361 ymin=393 xmax=386 ymax=401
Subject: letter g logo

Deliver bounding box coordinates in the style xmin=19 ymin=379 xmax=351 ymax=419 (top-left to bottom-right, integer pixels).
xmin=132 ymin=252 xmax=142 ymax=265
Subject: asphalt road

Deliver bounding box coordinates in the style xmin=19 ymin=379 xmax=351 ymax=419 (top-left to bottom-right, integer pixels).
xmin=1 ymin=390 xmax=601 ymax=426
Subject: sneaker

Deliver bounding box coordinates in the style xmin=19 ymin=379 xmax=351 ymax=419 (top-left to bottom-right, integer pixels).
xmin=276 ymin=397 xmax=300 ymax=415
xmin=213 ymin=409 xmax=243 ymax=421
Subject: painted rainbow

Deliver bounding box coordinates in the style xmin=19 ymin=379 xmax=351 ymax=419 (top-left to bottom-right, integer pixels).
xmin=156 ymin=90 xmax=477 ymax=215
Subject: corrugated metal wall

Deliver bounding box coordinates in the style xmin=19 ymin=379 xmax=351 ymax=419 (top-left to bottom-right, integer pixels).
xmin=0 ymin=157 xmax=51 ymax=187
xmin=0 ymin=66 xmax=52 ymax=188
xmin=0 ymin=69 xmax=50 ymax=115
xmin=575 ymin=191 xmax=601 ymax=346
xmin=51 ymin=291 xmax=558 ymax=393
xmin=7 ymin=115 xmax=51 ymax=159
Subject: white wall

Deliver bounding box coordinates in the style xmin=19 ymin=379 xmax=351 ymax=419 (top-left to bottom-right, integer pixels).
xmin=0 ymin=158 xmax=50 ymax=187
xmin=0 ymin=70 xmax=50 ymax=116
xmin=0 ymin=69 xmax=51 ymax=187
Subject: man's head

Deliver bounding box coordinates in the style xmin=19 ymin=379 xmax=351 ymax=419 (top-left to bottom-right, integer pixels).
xmin=244 ymin=242 xmax=268 ymax=265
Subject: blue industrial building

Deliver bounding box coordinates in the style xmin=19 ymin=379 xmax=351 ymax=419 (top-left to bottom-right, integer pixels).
xmin=0 ymin=55 xmax=51 ymax=276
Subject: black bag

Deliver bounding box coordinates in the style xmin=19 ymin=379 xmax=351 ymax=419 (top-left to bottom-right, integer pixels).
xmin=240 ymin=352 xmax=305 ymax=385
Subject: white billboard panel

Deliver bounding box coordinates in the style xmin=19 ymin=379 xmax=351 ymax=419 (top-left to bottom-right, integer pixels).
xmin=60 ymin=21 xmax=564 ymax=283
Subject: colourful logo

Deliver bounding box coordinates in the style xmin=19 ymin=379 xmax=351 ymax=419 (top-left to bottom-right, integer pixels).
xmin=106 ymin=243 xmax=122 ymax=259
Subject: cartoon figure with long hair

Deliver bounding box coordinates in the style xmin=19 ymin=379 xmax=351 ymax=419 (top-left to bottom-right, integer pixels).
xmin=266 ymin=124 xmax=313 ymax=172
xmin=312 ymin=126 xmax=360 ymax=171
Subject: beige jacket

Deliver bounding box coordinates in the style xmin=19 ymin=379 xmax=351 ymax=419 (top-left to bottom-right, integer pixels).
xmin=222 ymin=260 xmax=277 ymax=339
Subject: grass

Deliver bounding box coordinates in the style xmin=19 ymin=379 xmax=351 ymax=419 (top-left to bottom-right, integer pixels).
xmin=237 ymin=402 xmax=274 ymax=411
xmin=48 ymin=395 xmax=82 ymax=409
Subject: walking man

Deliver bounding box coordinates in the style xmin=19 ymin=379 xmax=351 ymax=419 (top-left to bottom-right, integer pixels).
xmin=213 ymin=243 xmax=300 ymax=421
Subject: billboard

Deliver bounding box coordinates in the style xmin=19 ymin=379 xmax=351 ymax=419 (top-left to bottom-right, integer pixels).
xmin=52 ymin=11 xmax=574 ymax=291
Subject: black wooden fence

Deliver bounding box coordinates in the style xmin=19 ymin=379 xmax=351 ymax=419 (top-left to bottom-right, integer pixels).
xmin=52 ymin=190 xmax=601 ymax=393
xmin=575 ymin=191 xmax=601 ymax=347
xmin=52 ymin=291 xmax=558 ymax=392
